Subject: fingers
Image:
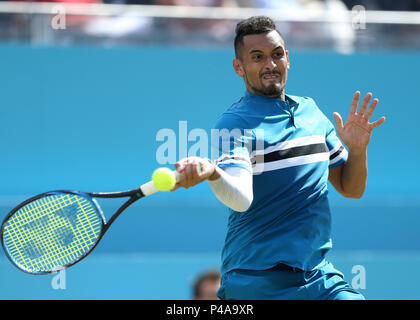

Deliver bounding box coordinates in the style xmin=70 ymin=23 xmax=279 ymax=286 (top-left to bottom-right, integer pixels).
xmin=350 ymin=91 xmax=360 ymax=115
xmin=172 ymin=157 xmax=213 ymax=191
xmin=171 ymin=184 xmax=181 ymax=192
xmin=172 ymin=158 xmax=192 ymax=191
xmin=184 ymin=158 xmax=200 ymax=186
xmin=358 ymin=92 xmax=372 ymax=116
xmin=364 ymin=98 xmax=379 ymax=121
xmin=174 ymin=161 xmax=184 ymax=173
xmin=350 ymin=91 xmax=384 ymax=126
xmin=333 ymin=112 xmax=344 ymax=132
xmin=370 ymin=116 xmax=386 ymax=129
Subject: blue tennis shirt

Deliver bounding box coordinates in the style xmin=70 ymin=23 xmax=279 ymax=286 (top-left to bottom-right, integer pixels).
xmin=212 ymin=91 xmax=348 ymax=274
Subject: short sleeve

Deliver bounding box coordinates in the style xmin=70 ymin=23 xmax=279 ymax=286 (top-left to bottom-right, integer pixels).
xmin=326 ymin=120 xmax=348 ymax=168
xmin=211 ymin=113 xmax=253 ymax=173
xmin=308 ymin=97 xmax=348 ymax=168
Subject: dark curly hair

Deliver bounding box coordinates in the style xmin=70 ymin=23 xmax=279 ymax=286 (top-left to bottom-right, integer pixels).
xmin=234 ymin=16 xmax=283 ymax=59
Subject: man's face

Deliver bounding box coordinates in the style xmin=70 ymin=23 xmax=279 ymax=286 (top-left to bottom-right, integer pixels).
xmin=233 ymin=30 xmax=290 ymax=99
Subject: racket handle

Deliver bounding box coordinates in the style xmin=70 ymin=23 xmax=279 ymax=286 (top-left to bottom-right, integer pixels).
xmin=140 ymin=170 xmax=180 ymax=196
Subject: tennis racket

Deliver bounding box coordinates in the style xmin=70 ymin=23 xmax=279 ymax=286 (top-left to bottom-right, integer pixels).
xmin=0 ymin=169 xmax=179 ymax=275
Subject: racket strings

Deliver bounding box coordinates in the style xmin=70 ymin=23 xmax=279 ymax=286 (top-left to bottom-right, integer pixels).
xmin=2 ymin=193 xmax=103 ymax=273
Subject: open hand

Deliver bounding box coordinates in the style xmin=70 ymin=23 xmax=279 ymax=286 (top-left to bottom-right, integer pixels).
xmin=333 ymin=91 xmax=385 ymax=152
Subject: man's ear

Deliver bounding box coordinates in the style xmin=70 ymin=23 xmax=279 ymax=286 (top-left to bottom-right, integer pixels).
xmin=233 ymin=58 xmax=245 ymax=78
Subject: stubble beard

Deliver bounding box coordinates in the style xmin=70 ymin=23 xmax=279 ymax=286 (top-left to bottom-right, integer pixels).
xmin=244 ymin=71 xmax=285 ymax=99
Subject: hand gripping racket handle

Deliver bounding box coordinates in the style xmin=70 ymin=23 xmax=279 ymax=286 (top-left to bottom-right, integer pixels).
xmin=140 ymin=170 xmax=180 ymax=196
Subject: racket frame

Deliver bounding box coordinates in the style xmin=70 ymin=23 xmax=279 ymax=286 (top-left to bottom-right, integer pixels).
xmin=0 ymin=187 xmax=145 ymax=275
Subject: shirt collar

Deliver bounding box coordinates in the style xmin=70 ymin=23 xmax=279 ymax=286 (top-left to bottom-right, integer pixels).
xmin=244 ymin=90 xmax=298 ymax=107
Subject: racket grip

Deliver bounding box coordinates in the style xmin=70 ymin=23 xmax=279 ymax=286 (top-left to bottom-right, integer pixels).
xmin=140 ymin=170 xmax=180 ymax=196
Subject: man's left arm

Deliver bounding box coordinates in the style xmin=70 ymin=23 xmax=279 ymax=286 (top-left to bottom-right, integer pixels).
xmin=328 ymin=91 xmax=385 ymax=199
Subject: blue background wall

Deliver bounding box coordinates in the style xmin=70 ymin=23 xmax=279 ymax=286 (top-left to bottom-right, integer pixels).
xmin=0 ymin=44 xmax=419 ymax=299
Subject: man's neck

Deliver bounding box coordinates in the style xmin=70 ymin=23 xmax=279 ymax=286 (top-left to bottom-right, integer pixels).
xmin=247 ymin=88 xmax=285 ymax=101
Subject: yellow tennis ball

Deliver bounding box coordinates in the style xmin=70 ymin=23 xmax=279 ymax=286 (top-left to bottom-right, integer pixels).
xmin=152 ymin=167 xmax=176 ymax=191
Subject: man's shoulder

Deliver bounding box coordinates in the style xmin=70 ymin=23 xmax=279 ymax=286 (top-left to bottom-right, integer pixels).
xmin=287 ymin=94 xmax=317 ymax=105
xmin=213 ymin=110 xmax=249 ymax=130
xmin=226 ymin=95 xmax=250 ymax=112
xmin=289 ymin=94 xmax=325 ymax=115
xmin=213 ymin=97 xmax=251 ymax=129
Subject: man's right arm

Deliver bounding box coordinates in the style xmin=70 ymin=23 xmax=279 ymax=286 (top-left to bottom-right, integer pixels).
xmin=207 ymin=165 xmax=253 ymax=212
xmin=172 ymin=157 xmax=253 ymax=213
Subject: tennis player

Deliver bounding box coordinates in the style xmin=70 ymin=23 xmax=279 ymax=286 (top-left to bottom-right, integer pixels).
xmin=173 ymin=16 xmax=385 ymax=300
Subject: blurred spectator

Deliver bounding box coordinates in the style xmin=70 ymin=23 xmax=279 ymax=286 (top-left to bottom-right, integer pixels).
xmin=341 ymin=0 xmax=420 ymax=11
xmin=83 ymin=0 xmax=154 ymax=38
xmin=340 ymin=0 xmax=420 ymax=47
xmin=156 ymin=0 xmax=237 ymax=6
xmin=152 ymin=0 xmax=241 ymax=44
xmin=9 ymin=0 xmax=102 ymax=30
xmin=252 ymin=0 xmax=306 ymax=10
xmin=248 ymin=0 xmax=356 ymax=54
xmin=103 ymin=0 xmax=154 ymax=4
xmin=10 ymin=0 xmax=100 ymax=3
xmin=192 ymin=269 xmax=221 ymax=300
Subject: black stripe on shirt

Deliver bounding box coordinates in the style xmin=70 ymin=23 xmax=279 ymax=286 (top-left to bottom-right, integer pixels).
xmin=330 ymin=146 xmax=344 ymax=160
xmin=251 ymin=143 xmax=329 ymax=164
